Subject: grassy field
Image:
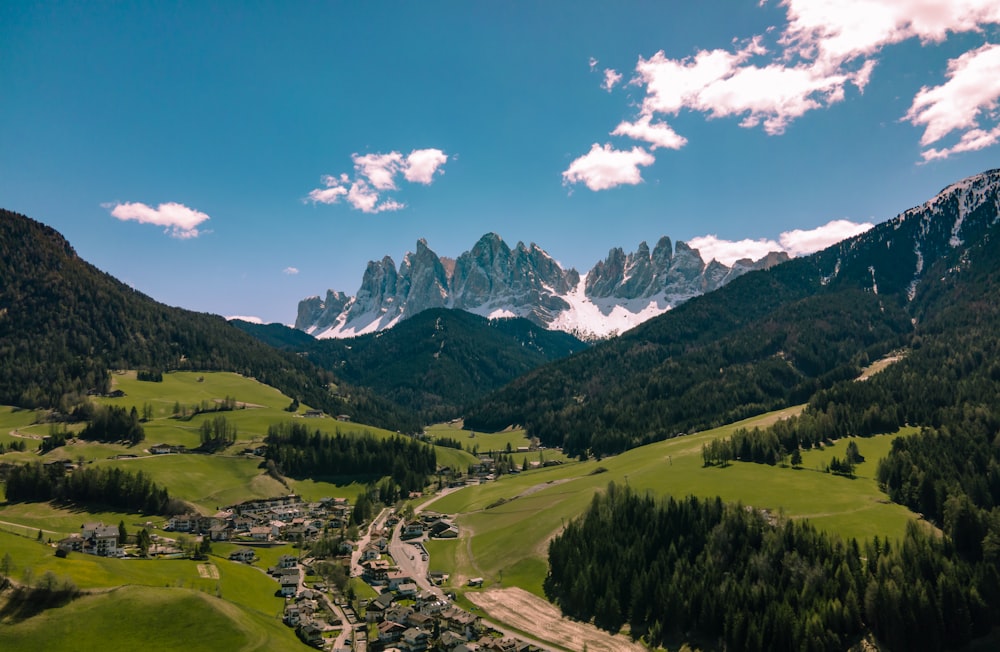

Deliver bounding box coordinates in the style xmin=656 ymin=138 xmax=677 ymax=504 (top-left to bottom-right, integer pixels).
xmin=0 ymin=584 xmax=301 ymax=651
xmin=426 ymin=407 xmax=921 ymax=598
xmin=425 ymin=421 xmax=572 ymax=464
xmin=0 ymin=529 xmax=286 ymax=616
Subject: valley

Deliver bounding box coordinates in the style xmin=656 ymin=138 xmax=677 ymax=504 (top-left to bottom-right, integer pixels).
xmin=0 ymin=371 xmax=928 ymax=651
xmin=3 ymin=169 xmax=1000 ymax=650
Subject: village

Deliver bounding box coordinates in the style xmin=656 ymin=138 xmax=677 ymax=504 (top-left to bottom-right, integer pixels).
xmin=54 ymin=457 xmax=550 ymax=652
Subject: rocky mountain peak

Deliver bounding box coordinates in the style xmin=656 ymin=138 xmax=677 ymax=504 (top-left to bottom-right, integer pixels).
xmin=298 ymin=232 xmax=787 ymax=339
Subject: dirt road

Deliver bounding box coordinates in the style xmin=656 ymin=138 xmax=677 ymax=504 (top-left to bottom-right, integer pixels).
xmin=467 ymin=587 xmax=646 ymax=652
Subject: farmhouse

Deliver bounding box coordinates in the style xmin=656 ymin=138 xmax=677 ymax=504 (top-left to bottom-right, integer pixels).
xmin=280 ymin=577 xmax=299 ymax=597
xmin=228 ymin=547 xmax=256 ymax=563
xmin=80 ymin=522 xmax=120 ymax=557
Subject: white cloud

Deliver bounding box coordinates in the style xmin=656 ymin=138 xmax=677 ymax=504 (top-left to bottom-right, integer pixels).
xmin=687 ymin=219 xmax=873 ymax=265
xmin=562 ymin=143 xmax=655 ymax=191
xmin=611 ymin=114 xmax=687 ymax=150
xmin=781 ymin=0 xmax=1000 ymax=67
xmin=601 ymin=68 xmax=622 ymax=92
xmin=403 ymin=148 xmax=448 ymax=183
xmin=227 ymin=315 xmax=264 ymax=324
xmin=778 ymin=218 xmax=874 ymax=256
xmin=283 ymin=267 xmax=299 ymax=275
xmin=575 ymin=0 xmax=1000 ymax=183
xmin=904 ymin=43 xmax=1000 ymax=159
xmin=105 ymin=201 xmax=210 ymax=239
xmin=687 ymin=235 xmax=782 ymax=266
xmin=353 ymin=152 xmax=403 ymax=190
xmin=307 ymin=148 xmax=448 ymax=212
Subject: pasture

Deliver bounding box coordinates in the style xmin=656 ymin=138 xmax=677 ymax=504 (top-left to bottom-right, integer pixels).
xmin=0 ymin=584 xmax=300 ymax=651
xmin=427 ymin=407 xmax=920 ymax=598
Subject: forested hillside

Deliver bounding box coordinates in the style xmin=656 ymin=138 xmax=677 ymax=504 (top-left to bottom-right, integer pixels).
xmin=0 ymin=209 xmax=420 ymax=432
xmin=466 ymin=170 xmax=1000 ymax=458
xmin=235 ymin=308 xmax=588 ymax=423
xmin=547 ymin=484 xmax=997 ymax=652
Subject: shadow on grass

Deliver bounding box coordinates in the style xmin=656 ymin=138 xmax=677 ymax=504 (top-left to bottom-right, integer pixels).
xmin=0 ymin=582 xmax=80 ymax=624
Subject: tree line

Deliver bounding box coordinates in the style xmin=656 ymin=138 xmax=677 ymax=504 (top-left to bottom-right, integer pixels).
xmin=3 ymin=462 xmax=181 ymax=514
xmin=545 ymin=483 xmax=999 ymax=652
xmin=263 ymin=421 xmax=436 ymax=496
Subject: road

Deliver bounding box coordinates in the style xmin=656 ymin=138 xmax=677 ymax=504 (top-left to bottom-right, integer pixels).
xmin=349 ymin=507 xmax=390 ymax=578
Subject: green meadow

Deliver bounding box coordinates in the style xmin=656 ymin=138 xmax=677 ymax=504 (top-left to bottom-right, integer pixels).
xmin=0 ymin=584 xmax=300 ymax=651
xmin=425 ymin=421 xmax=572 ymax=464
xmin=427 ymin=407 xmax=920 ymax=598
xmin=0 ymin=529 xmax=286 ymax=616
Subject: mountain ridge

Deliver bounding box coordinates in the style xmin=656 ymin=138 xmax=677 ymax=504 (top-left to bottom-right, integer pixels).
xmin=296 ymin=232 xmax=788 ymax=340
xmin=463 ymin=168 xmax=1000 ymax=456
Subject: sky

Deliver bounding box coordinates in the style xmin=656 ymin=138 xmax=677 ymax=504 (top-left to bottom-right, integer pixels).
xmin=2 ymin=1 xmax=1000 ymax=325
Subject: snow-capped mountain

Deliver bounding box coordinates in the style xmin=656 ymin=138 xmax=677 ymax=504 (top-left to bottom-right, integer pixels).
xmin=296 ymin=233 xmax=788 ymax=340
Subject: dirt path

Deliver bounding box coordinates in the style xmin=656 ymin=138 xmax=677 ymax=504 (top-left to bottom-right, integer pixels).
xmin=468 ymin=587 xmax=646 ymax=652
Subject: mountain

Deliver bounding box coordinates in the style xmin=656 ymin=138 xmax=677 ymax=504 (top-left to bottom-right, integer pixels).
xmin=296 ymin=232 xmax=788 ymax=340
xmin=464 ymin=169 xmax=1000 ymax=456
xmin=0 ymin=209 xmax=420 ymax=432
xmin=234 ymin=308 xmax=588 ymax=423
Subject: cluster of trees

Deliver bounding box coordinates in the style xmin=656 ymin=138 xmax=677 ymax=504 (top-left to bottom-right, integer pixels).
xmin=136 ymin=369 xmax=163 ymax=382
xmin=75 ymin=404 xmax=144 ymax=444
xmin=0 ymin=439 xmax=27 ymax=454
xmin=3 ymin=462 xmax=180 ymax=514
xmin=263 ymin=421 xmax=436 ymax=496
xmin=198 ymin=415 xmax=237 ymax=452
xmin=703 ymin=429 xmax=864 ymax=477
xmin=546 ymin=484 xmax=999 ymax=652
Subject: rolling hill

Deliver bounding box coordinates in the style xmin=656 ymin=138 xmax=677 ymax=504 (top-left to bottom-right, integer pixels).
xmin=234 ymin=308 xmax=588 ymax=422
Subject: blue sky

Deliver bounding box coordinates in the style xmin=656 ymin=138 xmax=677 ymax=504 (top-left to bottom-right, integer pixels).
xmin=2 ymin=1 xmax=1000 ymax=324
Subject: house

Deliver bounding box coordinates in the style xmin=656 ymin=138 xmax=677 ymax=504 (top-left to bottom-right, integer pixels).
xmin=383 ymin=605 xmax=414 ymax=626
xmin=249 ymin=526 xmax=272 ymax=541
xmin=280 ymin=577 xmax=299 ymax=597
xmin=229 ymin=547 xmax=256 ymax=563
xmin=80 ymin=522 xmax=119 ymax=557
xmin=303 ymin=409 xmax=324 ymax=418
xmin=402 ymin=627 xmax=430 ymax=652
xmin=366 ymin=590 xmax=396 ymax=619
xmin=298 ymin=622 xmax=324 ymax=646
xmin=361 ymin=543 xmax=380 ymax=561
xmin=405 ymin=611 xmax=433 ymax=629
xmin=387 ymin=572 xmax=414 ymax=591
xmin=57 ymin=535 xmax=83 ymax=553
xmin=439 ymin=631 xmax=467 ymax=649
xmin=278 ymin=554 xmax=298 ymax=569
xmin=396 ymin=582 xmax=419 ymax=598
xmin=284 ymin=604 xmax=302 ymax=626
xmin=150 ymin=443 xmax=173 ymax=455
xmin=378 ymin=620 xmax=407 ymax=644
xmin=402 ymin=520 xmax=424 ymax=539
xmin=208 ymin=523 xmax=231 ymax=541
xmin=441 ymin=606 xmax=482 ymax=638
xmin=167 ymin=513 xmax=198 ymax=532
xmin=362 ymin=559 xmax=390 ymax=584
xmin=467 ymin=577 xmax=484 ymax=587
xmin=335 ymin=414 xmax=351 ymax=422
